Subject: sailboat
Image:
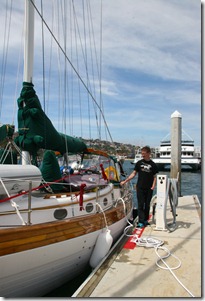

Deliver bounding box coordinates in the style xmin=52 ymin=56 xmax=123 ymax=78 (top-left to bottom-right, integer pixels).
xmin=0 ymin=1 xmax=133 ymax=297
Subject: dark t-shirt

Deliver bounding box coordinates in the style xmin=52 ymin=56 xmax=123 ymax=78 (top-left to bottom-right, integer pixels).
xmin=134 ymin=159 xmax=158 ymax=189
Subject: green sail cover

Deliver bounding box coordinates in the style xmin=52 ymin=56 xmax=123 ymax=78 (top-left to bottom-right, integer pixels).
xmin=40 ymin=150 xmax=64 ymax=192
xmin=14 ymin=82 xmax=87 ymax=157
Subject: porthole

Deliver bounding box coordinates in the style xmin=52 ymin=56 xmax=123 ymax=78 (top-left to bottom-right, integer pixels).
xmin=86 ymin=202 xmax=94 ymax=213
xmin=103 ymin=197 xmax=108 ymax=206
xmin=54 ymin=208 xmax=68 ymax=220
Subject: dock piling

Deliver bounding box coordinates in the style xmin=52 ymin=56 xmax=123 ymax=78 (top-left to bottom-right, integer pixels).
xmin=170 ymin=110 xmax=181 ymax=196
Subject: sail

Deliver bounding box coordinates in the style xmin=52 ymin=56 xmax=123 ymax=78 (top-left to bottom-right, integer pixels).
xmin=14 ymin=82 xmax=87 ymax=157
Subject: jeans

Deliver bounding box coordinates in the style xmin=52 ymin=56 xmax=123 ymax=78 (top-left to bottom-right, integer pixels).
xmin=137 ymin=187 xmax=153 ymax=223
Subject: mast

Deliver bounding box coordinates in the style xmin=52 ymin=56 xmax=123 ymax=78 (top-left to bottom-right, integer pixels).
xmin=24 ymin=0 xmax=35 ymax=83
xmin=22 ymin=0 xmax=35 ymax=165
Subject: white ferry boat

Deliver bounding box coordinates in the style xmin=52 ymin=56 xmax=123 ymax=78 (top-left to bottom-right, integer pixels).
xmin=153 ymin=132 xmax=201 ymax=171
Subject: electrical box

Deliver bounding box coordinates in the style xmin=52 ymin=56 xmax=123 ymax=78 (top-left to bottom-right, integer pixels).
xmin=155 ymin=175 xmax=167 ymax=231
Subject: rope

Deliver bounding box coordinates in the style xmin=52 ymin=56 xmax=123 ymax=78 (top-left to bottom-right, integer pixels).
xmin=155 ymin=246 xmax=195 ymax=297
xmin=123 ymin=223 xmax=195 ymax=297
xmin=0 ymin=178 xmax=26 ymax=225
xmin=134 ymin=236 xmax=164 ymax=248
xmin=119 ymin=194 xmax=194 ymax=298
xmin=96 ymin=202 xmax=108 ymax=229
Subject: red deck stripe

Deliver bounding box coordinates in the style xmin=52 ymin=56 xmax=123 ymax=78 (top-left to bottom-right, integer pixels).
xmin=124 ymin=215 xmax=152 ymax=249
xmin=123 ymin=227 xmax=145 ymax=249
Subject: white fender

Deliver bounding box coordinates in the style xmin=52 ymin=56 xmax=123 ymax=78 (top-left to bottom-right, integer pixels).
xmin=89 ymin=228 xmax=113 ymax=268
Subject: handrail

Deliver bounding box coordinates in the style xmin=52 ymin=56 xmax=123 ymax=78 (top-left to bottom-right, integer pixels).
xmin=27 ymin=181 xmax=32 ymax=225
xmin=0 ymin=178 xmax=26 ymax=225
xmin=0 ymin=175 xmax=115 ymax=227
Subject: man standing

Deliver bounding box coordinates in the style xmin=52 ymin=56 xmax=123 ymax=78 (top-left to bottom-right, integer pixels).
xmin=120 ymin=146 xmax=158 ymax=228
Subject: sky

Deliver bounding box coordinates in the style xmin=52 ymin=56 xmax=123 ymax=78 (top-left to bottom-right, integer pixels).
xmin=0 ymin=0 xmax=201 ymax=148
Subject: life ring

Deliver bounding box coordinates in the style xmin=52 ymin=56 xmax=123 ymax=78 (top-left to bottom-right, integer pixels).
xmin=104 ymin=166 xmax=119 ymax=181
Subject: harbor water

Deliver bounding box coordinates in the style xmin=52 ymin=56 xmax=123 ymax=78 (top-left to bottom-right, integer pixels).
xmin=123 ymin=159 xmax=201 ymax=204
xmin=45 ymin=159 xmax=201 ymax=297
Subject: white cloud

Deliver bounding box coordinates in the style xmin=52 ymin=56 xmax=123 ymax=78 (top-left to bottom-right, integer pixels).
xmin=0 ymin=0 xmax=201 ymax=148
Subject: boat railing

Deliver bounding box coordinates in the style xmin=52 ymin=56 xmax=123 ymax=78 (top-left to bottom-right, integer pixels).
xmin=0 ymin=177 xmax=38 ymax=225
xmin=161 ymin=140 xmax=194 ymax=145
xmin=0 ymin=175 xmax=129 ymax=227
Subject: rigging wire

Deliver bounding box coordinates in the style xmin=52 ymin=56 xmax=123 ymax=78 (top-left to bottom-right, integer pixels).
xmin=72 ymin=0 xmax=97 ymax=139
xmin=29 ymin=0 xmax=114 ymax=144
xmin=40 ymin=0 xmax=46 ymax=112
xmin=69 ymin=0 xmax=74 ymax=136
xmin=72 ymin=0 xmax=105 ymax=141
xmin=99 ymin=0 xmax=103 ymax=140
xmin=63 ymin=0 xmax=68 ymax=139
xmin=82 ymin=0 xmax=92 ymax=140
xmin=46 ymin=0 xmax=55 ymax=115
xmin=61 ymin=0 xmax=69 ymax=154
xmin=0 ymin=0 xmax=13 ymax=120
xmin=56 ymin=1 xmax=63 ymax=133
xmin=40 ymin=0 xmax=48 ymax=151
xmin=13 ymin=18 xmax=24 ymax=125
xmin=86 ymin=0 xmax=101 ymax=140
xmin=72 ymin=3 xmax=83 ymax=137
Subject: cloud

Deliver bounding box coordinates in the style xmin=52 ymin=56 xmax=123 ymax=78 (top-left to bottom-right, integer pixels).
xmin=100 ymin=0 xmax=200 ymax=82
xmin=0 ymin=0 xmax=201 ymax=148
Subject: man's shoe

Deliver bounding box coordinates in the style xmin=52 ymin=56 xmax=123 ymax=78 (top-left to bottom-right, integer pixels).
xmin=136 ymin=222 xmax=144 ymax=228
xmin=144 ymin=221 xmax=150 ymax=226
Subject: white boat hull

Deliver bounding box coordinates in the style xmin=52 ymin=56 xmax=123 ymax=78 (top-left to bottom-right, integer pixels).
xmin=0 ymin=213 xmax=130 ymax=297
xmin=153 ymin=157 xmax=201 ymax=171
xmin=1 ymin=233 xmax=94 ymax=297
xmin=0 ymin=166 xmax=133 ymax=297
xmin=153 ymin=136 xmax=201 ymax=171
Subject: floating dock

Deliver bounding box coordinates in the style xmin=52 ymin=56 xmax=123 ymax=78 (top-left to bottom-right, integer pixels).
xmin=72 ymin=195 xmax=201 ymax=298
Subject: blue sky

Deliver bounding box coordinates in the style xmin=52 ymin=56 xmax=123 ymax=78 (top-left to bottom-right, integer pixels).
xmin=0 ymin=0 xmax=201 ymax=148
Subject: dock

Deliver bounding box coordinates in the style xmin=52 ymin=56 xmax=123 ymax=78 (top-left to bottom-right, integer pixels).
xmin=72 ymin=195 xmax=201 ymax=298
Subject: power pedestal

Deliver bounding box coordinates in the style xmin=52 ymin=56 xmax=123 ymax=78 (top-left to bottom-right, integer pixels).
xmin=155 ymin=175 xmax=167 ymax=231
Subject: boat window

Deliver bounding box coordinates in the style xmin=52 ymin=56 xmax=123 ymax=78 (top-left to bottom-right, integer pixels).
xmin=85 ymin=202 xmax=94 ymax=213
xmin=103 ymin=198 xmax=108 ymax=206
xmin=54 ymin=208 xmax=68 ymax=220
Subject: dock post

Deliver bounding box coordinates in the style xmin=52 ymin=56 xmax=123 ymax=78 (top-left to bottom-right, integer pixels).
xmin=170 ymin=111 xmax=181 ymax=196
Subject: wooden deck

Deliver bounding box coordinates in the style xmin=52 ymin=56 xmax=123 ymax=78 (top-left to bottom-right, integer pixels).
xmin=73 ymin=195 xmax=201 ymax=298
